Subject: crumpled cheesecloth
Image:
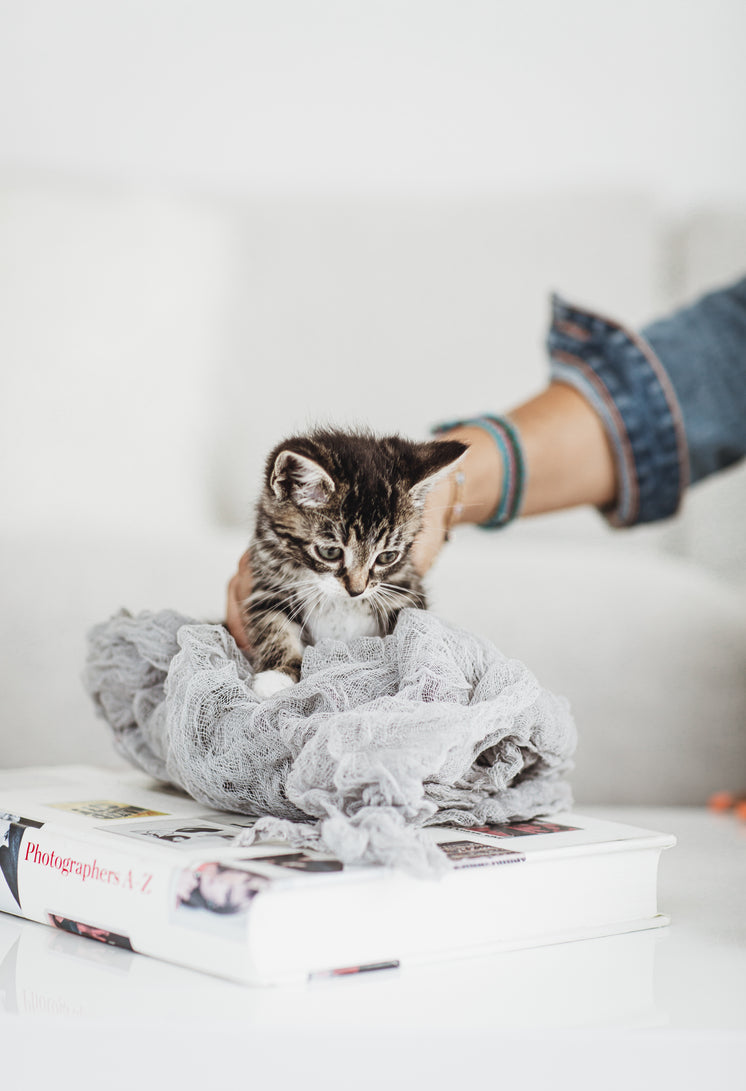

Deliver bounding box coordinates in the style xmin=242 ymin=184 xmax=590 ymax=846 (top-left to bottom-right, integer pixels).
xmin=84 ymin=608 xmax=576 ymax=875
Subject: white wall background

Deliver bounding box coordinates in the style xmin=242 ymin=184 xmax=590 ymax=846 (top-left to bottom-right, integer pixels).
xmin=0 ymin=0 xmax=744 ymax=791
xmin=1 ymin=0 xmax=745 ymax=209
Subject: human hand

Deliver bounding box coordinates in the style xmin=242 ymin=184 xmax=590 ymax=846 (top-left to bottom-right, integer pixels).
xmin=225 ymin=555 xmax=299 ymax=693
xmin=411 ymin=426 xmax=504 ymax=573
xmin=225 ymin=550 xmax=252 ymax=651
xmin=410 ymin=473 xmax=453 ymax=575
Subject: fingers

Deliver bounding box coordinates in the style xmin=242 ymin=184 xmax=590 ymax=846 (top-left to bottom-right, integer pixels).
xmin=411 ymin=476 xmax=451 ymax=575
xmin=225 ymin=551 xmax=253 ymax=650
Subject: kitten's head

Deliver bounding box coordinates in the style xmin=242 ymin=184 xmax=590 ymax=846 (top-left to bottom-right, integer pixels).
xmin=257 ymin=429 xmax=466 ymax=600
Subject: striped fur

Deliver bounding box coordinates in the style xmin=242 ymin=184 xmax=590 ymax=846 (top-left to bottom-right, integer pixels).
xmin=243 ymin=429 xmax=466 ymax=684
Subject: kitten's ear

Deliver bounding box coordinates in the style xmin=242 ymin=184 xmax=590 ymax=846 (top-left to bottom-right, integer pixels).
xmin=270 ymin=449 xmax=336 ymax=508
xmin=409 ymin=440 xmax=468 ymax=507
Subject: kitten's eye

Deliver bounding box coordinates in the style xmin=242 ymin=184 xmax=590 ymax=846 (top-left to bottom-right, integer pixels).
xmin=316 ymin=544 xmax=343 ymax=562
xmin=376 ymin=550 xmax=400 ymax=567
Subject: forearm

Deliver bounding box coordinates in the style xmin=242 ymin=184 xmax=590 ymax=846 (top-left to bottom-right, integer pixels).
xmin=508 ymin=383 xmax=617 ymax=515
xmin=414 ymin=385 xmax=617 ymax=572
xmin=440 ymin=386 xmax=619 ymax=522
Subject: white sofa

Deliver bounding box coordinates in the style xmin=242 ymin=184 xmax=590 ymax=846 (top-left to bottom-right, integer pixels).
xmin=1 ymin=177 xmax=744 ymax=804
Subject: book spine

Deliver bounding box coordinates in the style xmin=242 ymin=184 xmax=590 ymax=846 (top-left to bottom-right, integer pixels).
xmin=0 ymin=815 xmax=257 ymax=983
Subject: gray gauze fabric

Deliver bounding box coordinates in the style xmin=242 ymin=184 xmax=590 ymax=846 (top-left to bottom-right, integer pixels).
xmin=84 ymin=608 xmax=576 ymax=875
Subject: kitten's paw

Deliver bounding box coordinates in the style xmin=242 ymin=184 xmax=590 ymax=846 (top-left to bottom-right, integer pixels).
xmin=253 ymin=670 xmax=296 ymax=699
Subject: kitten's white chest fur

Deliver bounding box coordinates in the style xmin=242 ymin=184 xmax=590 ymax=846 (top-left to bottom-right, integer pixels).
xmin=304 ymin=596 xmax=381 ymax=644
xmin=252 ymin=597 xmax=381 ymax=699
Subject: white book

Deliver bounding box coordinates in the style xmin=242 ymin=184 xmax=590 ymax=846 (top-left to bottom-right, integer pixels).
xmin=0 ymin=764 xmax=675 ymax=986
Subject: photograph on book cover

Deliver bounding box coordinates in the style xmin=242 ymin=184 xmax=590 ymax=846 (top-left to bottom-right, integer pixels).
xmin=1 ymin=815 xmax=44 ymax=915
xmin=172 ymin=862 xmax=270 ymax=937
xmin=467 ymin=820 xmax=580 ymax=839
xmin=48 ymin=800 xmax=168 ymax=820
xmin=47 ymin=913 xmax=134 ymax=951
xmin=436 ymin=841 xmax=526 ymax=868
xmin=103 ymin=815 xmax=258 ymax=850
xmin=247 ymin=852 xmax=344 ymax=874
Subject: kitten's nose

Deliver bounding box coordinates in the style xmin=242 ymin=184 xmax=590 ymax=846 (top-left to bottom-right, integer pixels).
xmin=344 ymin=572 xmax=367 ymax=597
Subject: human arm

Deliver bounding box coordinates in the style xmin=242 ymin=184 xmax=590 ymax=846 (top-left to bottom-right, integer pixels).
xmin=411 ymin=384 xmax=617 ymax=572
xmin=416 ymin=276 xmax=746 ymax=570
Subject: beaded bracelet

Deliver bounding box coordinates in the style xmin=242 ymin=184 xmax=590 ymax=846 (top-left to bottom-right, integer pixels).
xmin=433 ymin=414 xmax=526 ymax=529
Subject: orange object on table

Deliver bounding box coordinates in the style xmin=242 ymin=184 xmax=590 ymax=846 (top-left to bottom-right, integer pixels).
xmin=708 ymin=791 xmax=738 ymax=812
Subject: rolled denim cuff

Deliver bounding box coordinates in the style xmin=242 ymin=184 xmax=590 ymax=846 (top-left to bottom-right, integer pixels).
xmin=547 ymin=294 xmax=689 ymax=527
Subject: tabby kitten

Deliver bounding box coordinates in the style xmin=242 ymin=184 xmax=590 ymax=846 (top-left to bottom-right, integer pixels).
xmin=244 ymin=429 xmax=466 ymax=697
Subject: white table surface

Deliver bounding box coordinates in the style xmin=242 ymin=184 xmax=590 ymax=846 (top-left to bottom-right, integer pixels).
xmin=1 ymin=806 xmax=744 ymax=1090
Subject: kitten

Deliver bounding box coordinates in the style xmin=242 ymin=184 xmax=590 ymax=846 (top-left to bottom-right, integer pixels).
xmin=243 ymin=429 xmax=466 ymax=697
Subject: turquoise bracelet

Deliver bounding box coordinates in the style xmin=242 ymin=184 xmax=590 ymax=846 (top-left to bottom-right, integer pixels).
xmin=433 ymin=414 xmax=526 ymax=529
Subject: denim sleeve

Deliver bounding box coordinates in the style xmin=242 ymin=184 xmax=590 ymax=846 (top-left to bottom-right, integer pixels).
xmin=547 ymin=278 xmax=746 ymax=526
